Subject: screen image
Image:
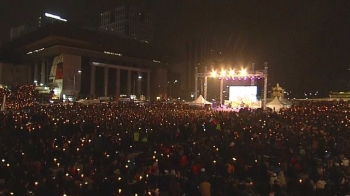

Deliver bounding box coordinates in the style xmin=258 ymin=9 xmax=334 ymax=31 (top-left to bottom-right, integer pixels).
xmin=228 ymin=86 xmax=258 ymax=108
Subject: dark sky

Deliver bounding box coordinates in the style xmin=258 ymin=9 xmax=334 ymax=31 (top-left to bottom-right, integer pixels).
xmin=0 ymin=0 xmax=349 ymax=96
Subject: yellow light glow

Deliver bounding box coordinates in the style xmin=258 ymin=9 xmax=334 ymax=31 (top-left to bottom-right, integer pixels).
xmin=229 ymin=69 xmax=235 ymax=76
xmin=220 ymin=70 xmax=227 ymax=77
xmin=240 ymin=68 xmax=247 ymax=76
xmin=210 ymin=70 xmax=217 ymax=78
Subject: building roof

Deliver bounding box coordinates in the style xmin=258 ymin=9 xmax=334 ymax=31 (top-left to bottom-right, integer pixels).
xmin=0 ymin=22 xmax=162 ymax=64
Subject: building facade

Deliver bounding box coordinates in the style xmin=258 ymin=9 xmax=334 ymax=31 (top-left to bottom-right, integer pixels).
xmin=100 ymin=5 xmax=154 ymax=44
xmin=10 ymin=13 xmax=67 ymax=41
xmin=0 ymin=63 xmax=31 ymax=86
xmin=0 ymin=23 xmax=167 ymax=101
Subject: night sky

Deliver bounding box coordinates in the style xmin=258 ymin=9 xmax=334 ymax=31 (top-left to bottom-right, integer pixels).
xmin=0 ymin=0 xmax=349 ymax=97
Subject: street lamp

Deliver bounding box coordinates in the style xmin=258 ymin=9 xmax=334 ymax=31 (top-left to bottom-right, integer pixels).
xmin=73 ymin=70 xmax=81 ymax=98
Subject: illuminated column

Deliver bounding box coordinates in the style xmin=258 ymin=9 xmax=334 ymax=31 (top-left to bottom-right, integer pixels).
xmin=263 ymin=62 xmax=268 ymax=111
xmin=34 ymin=63 xmax=39 ymax=83
xmin=104 ymin=66 xmax=109 ymax=97
xmin=116 ymin=69 xmax=121 ymax=99
xmin=220 ymin=79 xmax=224 ymax=105
xmin=46 ymin=59 xmax=50 ymax=83
xmin=204 ymin=66 xmax=208 ymax=100
xmin=90 ymin=64 xmax=96 ymax=98
xmin=147 ymin=71 xmax=151 ymax=101
xmin=28 ymin=65 xmax=32 ymax=84
xmin=194 ymin=67 xmax=198 ymax=99
xmin=137 ymin=71 xmax=142 ymax=99
xmin=127 ymin=70 xmax=131 ymax=97
xmin=40 ymin=59 xmax=46 ymax=84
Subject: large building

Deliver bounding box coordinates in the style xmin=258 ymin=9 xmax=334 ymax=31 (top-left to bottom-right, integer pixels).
xmin=0 ymin=22 xmax=167 ymax=101
xmin=10 ymin=13 xmax=67 ymax=41
xmin=100 ymin=5 xmax=154 ymax=44
xmin=185 ymin=38 xmax=227 ymax=98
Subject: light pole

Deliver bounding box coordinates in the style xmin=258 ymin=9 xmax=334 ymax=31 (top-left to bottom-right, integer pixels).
xmin=263 ymin=62 xmax=268 ymax=111
xmin=220 ymin=79 xmax=224 ymax=105
xmin=138 ymin=75 xmax=142 ymax=99
xmin=73 ymin=70 xmax=82 ymax=99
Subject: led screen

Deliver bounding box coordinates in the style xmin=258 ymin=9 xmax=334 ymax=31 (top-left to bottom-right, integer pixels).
xmin=229 ymin=86 xmax=257 ymax=104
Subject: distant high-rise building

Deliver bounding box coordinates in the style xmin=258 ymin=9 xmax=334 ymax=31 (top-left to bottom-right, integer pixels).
xmin=10 ymin=13 xmax=67 ymax=40
xmin=100 ymin=5 xmax=154 ymax=44
xmin=185 ymin=38 xmax=226 ymax=96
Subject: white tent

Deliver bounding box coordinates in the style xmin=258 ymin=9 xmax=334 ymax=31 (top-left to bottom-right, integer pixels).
xmin=76 ymin=99 xmax=101 ymax=105
xmin=266 ymin=97 xmax=285 ymax=111
xmin=189 ymin=95 xmax=212 ymax=106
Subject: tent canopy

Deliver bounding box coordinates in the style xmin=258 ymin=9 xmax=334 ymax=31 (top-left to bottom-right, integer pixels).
xmin=190 ymin=95 xmax=212 ymax=105
xmin=267 ymin=97 xmax=285 ymax=111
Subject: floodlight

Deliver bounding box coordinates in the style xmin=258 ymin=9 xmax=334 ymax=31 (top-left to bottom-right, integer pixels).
xmin=45 ymin=13 xmax=67 ymax=22
xmin=240 ymin=68 xmax=247 ymax=76
xmin=229 ymin=69 xmax=235 ymax=76
xmin=220 ymin=70 xmax=227 ymax=77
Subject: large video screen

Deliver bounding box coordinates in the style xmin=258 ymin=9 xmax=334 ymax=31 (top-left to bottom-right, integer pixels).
xmin=229 ymin=86 xmax=257 ymax=104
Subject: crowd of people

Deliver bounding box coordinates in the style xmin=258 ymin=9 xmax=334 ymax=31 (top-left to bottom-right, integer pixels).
xmin=0 ymin=85 xmax=349 ymax=196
